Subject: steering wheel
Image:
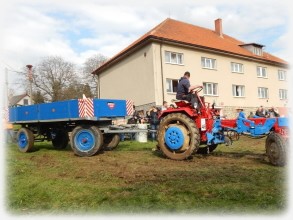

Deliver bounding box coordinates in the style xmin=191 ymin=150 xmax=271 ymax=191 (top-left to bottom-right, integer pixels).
xmin=191 ymin=85 xmax=203 ymax=94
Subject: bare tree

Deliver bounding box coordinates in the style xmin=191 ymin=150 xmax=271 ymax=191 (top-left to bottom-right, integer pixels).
xmin=32 ymin=90 xmax=45 ymax=104
xmin=82 ymin=53 xmax=108 ymax=97
xmin=61 ymin=80 xmax=93 ymax=100
xmin=31 ymin=56 xmax=78 ymax=102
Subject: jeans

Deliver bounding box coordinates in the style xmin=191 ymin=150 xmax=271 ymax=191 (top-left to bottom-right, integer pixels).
xmin=151 ymin=124 xmax=159 ymax=141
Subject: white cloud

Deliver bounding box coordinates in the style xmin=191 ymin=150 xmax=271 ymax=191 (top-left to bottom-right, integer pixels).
xmin=0 ymin=0 xmax=291 ymax=95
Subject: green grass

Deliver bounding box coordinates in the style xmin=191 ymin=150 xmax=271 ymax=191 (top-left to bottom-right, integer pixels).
xmin=5 ymin=136 xmax=287 ymax=215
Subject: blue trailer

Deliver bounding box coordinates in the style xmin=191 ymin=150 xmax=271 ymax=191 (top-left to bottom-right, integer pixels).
xmin=9 ymin=98 xmax=140 ymax=156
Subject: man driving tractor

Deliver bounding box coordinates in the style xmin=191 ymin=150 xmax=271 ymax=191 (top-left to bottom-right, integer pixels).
xmin=176 ymin=71 xmax=200 ymax=109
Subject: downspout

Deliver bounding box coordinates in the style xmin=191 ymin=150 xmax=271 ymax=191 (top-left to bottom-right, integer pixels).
xmin=159 ymin=43 xmax=165 ymax=102
xmin=98 ymin=74 xmax=100 ymax=98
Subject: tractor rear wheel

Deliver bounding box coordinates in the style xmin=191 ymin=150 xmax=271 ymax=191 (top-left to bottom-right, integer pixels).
xmin=157 ymin=113 xmax=200 ymax=160
xmin=103 ymin=134 xmax=120 ymax=150
xmin=265 ymin=132 xmax=286 ymax=166
xmin=70 ymin=125 xmax=104 ymax=157
xmin=16 ymin=128 xmax=34 ymax=153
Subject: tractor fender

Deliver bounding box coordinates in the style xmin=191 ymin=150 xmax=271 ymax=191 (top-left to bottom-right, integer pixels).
xmin=159 ymin=107 xmax=196 ymax=119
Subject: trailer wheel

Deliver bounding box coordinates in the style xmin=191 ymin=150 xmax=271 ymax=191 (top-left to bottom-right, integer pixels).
xmin=70 ymin=125 xmax=104 ymax=157
xmin=196 ymin=144 xmax=218 ymax=154
xmin=157 ymin=113 xmax=200 ymax=160
xmin=52 ymin=130 xmax=69 ymax=149
xmin=265 ymin=132 xmax=286 ymax=166
xmin=16 ymin=128 xmax=34 ymax=153
xmin=103 ymin=134 xmax=120 ymax=150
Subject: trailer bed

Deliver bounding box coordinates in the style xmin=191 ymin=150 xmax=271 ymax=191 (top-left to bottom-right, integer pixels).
xmin=9 ymin=98 xmax=127 ymax=123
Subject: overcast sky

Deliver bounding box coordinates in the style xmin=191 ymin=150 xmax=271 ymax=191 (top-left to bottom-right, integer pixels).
xmin=0 ymin=0 xmax=292 ymax=94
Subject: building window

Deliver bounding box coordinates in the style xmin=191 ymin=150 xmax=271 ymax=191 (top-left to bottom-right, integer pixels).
xmin=201 ymin=57 xmax=216 ymax=69
xmin=258 ymin=87 xmax=269 ymax=99
xmin=257 ymin=66 xmax=267 ymax=78
xmin=253 ymin=47 xmax=263 ymax=56
xmin=231 ymin=62 xmax=243 ymax=73
xmin=278 ymin=70 xmax=287 ymax=81
xmin=279 ymin=89 xmax=288 ymax=100
xmin=23 ymin=99 xmax=29 ymax=105
xmin=203 ymin=82 xmax=218 ymax=96
xmin=165 ymin=51 xmax=184 ymax=65
xmin=232 ymin=85 xmax=245 ymax=97
xmin=166 ymin=78 xmax=178 ymax=93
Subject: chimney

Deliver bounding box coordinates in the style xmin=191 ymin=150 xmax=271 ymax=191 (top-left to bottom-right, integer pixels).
xmin=215 ymin=18 xmax=223 ymax=37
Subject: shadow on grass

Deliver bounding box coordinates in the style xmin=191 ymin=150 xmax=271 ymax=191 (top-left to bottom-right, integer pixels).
xmin=29 ymin=143 xmax=72 ymax=153
xmin=203 ymin=150 xmax=272 ymax=166
xmin=150 ymin=148 xmax=273 ymax=166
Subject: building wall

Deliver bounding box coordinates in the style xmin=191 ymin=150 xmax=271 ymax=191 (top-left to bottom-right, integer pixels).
xmin=154 ymin=44 xmax=288 ymax=113
xmin=99 ymin=44 xmax=156 ymax=109
xmin=17 ymin=96 xmax=31 ymax=106
xmin=98 ymin=42 xmax=287 ymax=117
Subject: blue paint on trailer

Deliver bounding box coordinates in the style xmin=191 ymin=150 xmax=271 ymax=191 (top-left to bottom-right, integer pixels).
xmin=8 ymin=98 xmax=127 ymax=123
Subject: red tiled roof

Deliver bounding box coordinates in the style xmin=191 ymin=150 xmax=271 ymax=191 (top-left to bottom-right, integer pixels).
xmin=93 ymin=18 xmax=288 ymax=74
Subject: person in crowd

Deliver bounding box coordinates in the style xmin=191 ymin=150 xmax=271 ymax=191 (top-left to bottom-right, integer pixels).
xmin=169 ymin=104 xmax=175 ymax=109
xmin=247 ymin=111 xmax=254 ymax=119
xmin=255 ymin=106 xmax=269 ymax=118
xmin=161 ymin=101 xmax=168 ymax=111
xmin=236 ymin=107 xmax=246 ymax=119
xmin=268 ymin=107 xmax=280 ymax=117
xmin=214 ymin=109 xmax=220 ymax=119
xmin=148 ymin=106 xmax=160 ymax=142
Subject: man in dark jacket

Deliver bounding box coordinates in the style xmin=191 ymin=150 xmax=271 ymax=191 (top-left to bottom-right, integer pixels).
xmin=148 ymin=106 xmax=160 ymax=141
xmin=176 ymin=71 xmax=199 ymax=108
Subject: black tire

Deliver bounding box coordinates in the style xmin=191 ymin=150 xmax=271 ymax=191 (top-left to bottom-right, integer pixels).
xmin=16 ymin=128 xmax=34 ymax=152
xmin=52 ymin=129 xmax=69 ymax=149
xmin=265 ymin=132 xmax=286 ymax=166
xmin=157 ymin=113 xmax=200 ymax=160
xmin=196 ymin=144 xmax=218 ymax=154
xmin=70 ymin=125 xmax=104 ymax=157
xmin=103 ymin=134 xmax=120 ymax=150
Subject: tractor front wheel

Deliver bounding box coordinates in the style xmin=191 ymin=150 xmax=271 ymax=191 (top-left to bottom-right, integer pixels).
xmin=265 ymin=132 xmax=286 ymax=166
xmin=157 ymin=113 xmax=200 ymax=160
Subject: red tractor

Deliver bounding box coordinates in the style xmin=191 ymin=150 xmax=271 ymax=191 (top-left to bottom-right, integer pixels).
xmin=157 ymin=86 xmax=288 ymax=166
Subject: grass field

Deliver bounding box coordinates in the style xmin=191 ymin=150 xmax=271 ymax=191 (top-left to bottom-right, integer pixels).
xmin=5 ymin=136 xmax=287 ymax=216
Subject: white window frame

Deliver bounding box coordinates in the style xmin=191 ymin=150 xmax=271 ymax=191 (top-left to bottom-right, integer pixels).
xmin=258 ymin=87 xmax=269 ymax=99
xmin=203 ymin=82 xmax=218 ymax=96
xmin=232 ymin=85 xmax=245 ymax=97
xmin=201 ymin=57 xmax=216 ymax=69
xmin=166 ymin=78 xmax=179 ymax=93
xmin=165 ymin=51 xmax=184 ymax=65
xmin=253 ymin=47 xmax=263 ymax=56
xmin=257 ymin=66 xmax=267 ymax=78
xmin=231 ymin=62 xmax=244 ymax=73
xmin=278 ymin=70 xmax=287 ymax=81
xmin=279 ymin=89 xmax=288 ymax=100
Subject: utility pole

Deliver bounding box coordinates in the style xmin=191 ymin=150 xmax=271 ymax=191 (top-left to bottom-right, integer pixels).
xmin=5 ymin=67 xmax=9 ymax=108
xmin=26 ymin=65 xmax=33 ymax=105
